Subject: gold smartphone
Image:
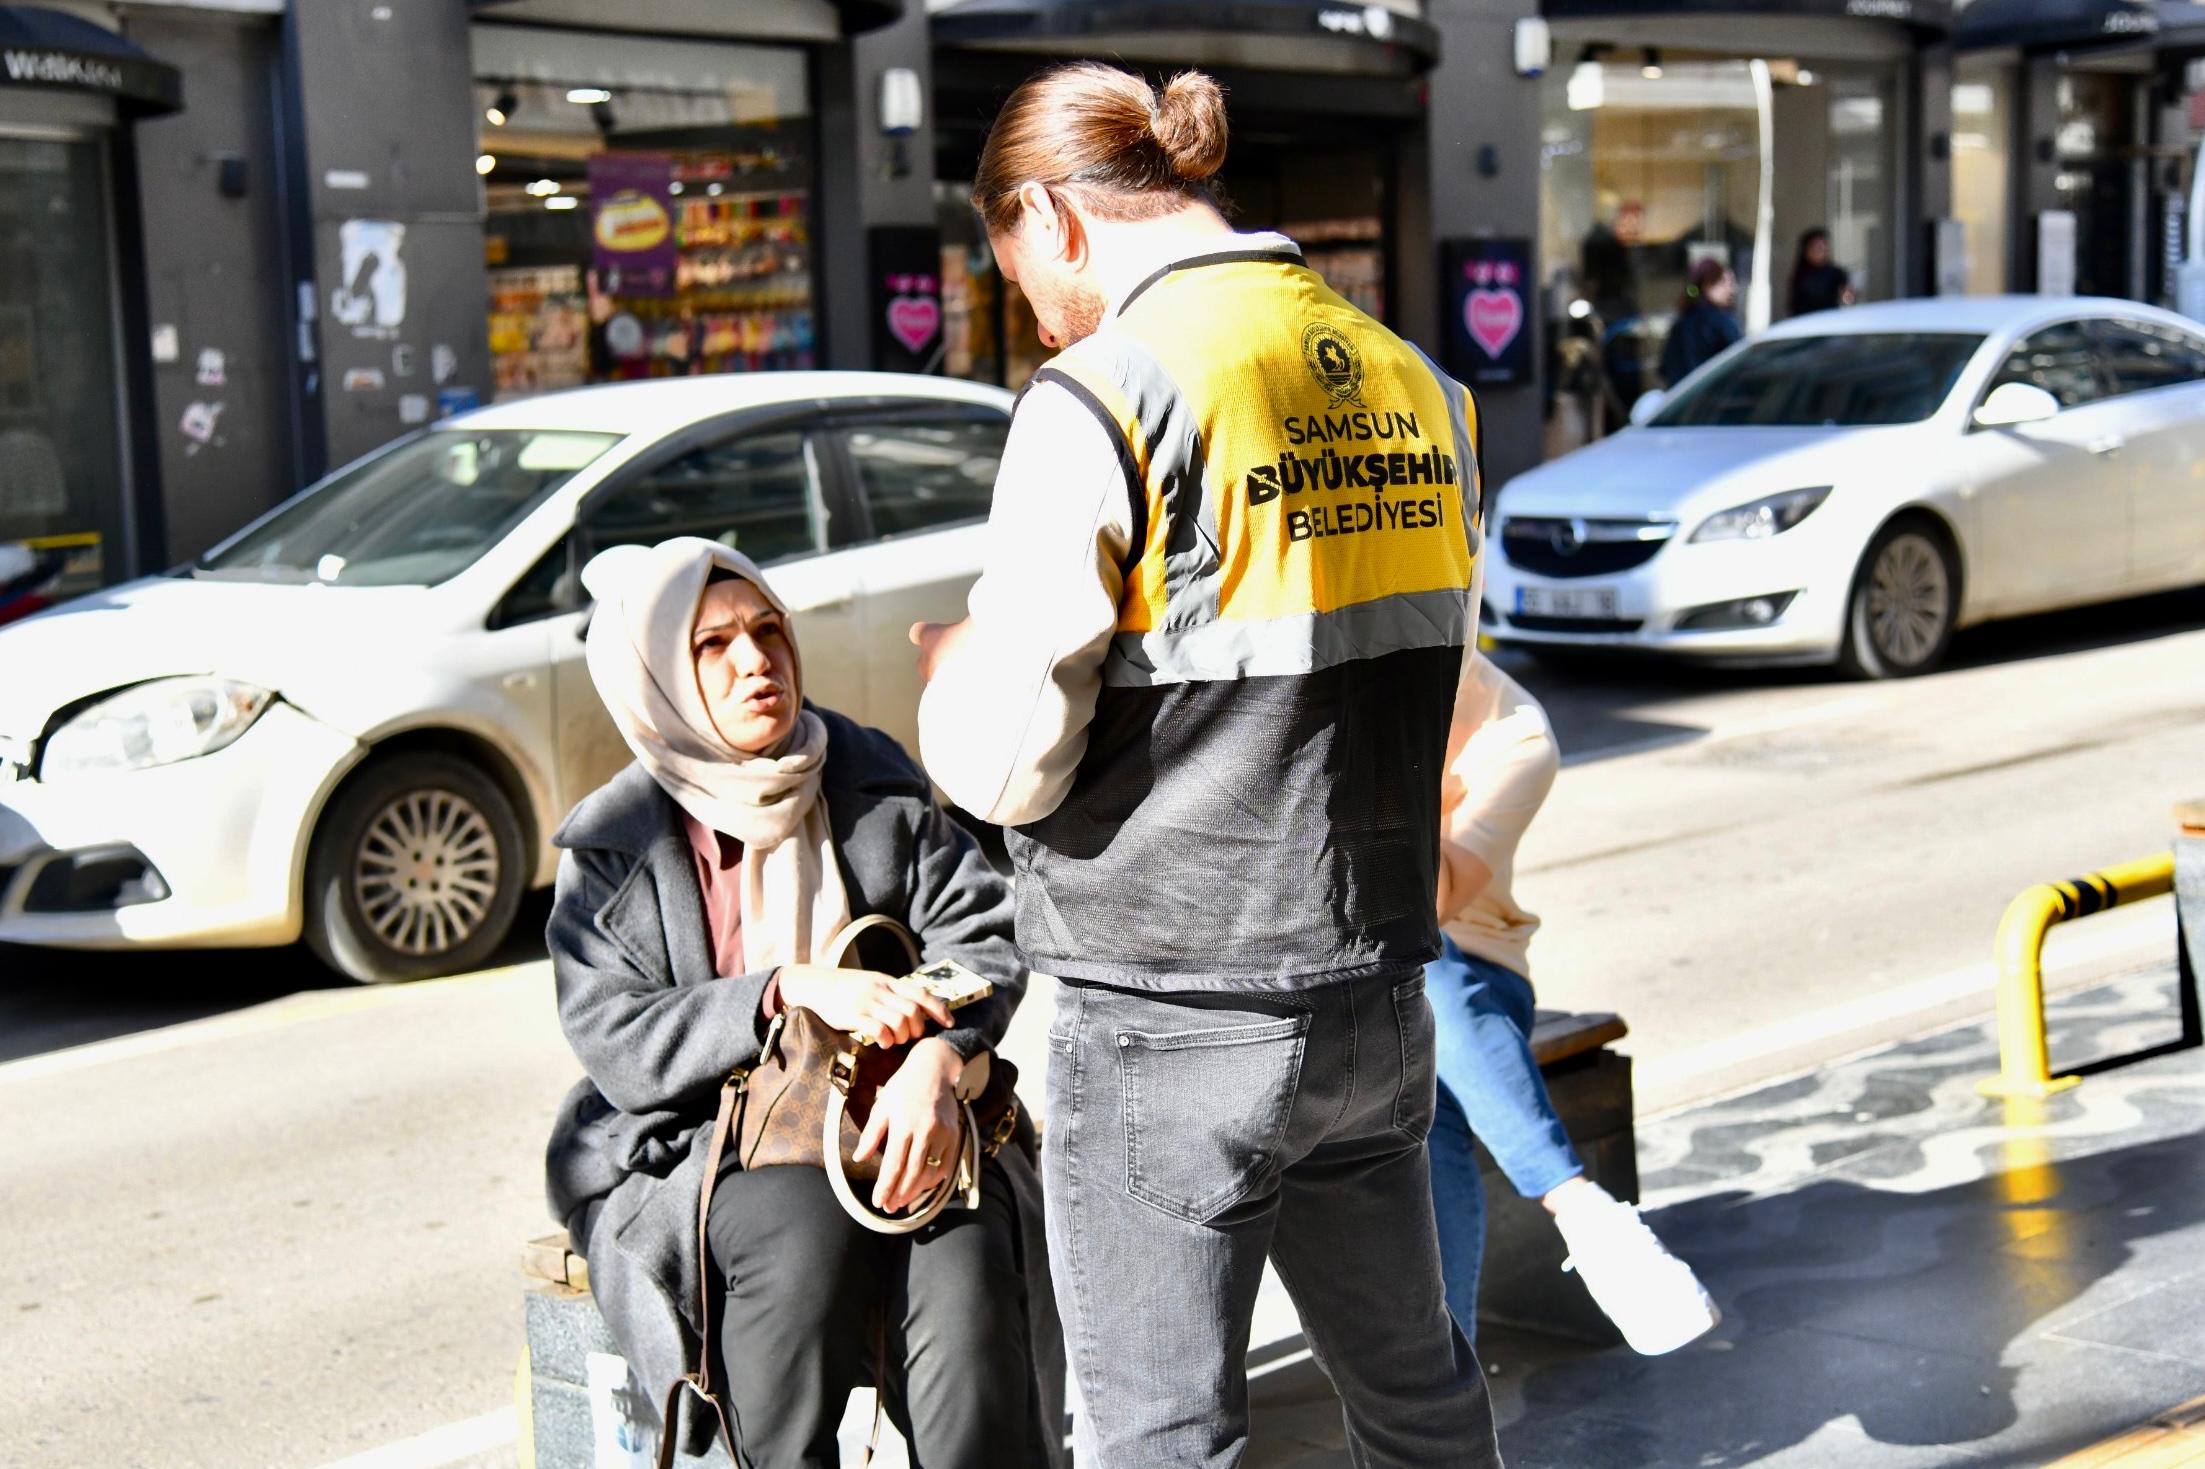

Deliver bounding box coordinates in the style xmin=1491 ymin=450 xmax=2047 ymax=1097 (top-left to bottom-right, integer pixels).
xmin=899 ymin=958 xmax=994 ymax=1011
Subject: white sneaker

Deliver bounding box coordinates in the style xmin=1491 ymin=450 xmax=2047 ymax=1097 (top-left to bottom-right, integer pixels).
xmin=1552 ymin=1182 xmax=1721 ymax=1355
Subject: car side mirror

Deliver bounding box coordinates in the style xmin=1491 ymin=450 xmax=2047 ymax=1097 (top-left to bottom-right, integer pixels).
xmin=1972 ymin=382 xmax=2060 ymax=429
xmin=1628 ymin=389 xmax=1669 ymax=428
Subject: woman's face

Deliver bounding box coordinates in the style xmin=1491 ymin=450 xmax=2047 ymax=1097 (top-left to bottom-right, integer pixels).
xmin=1806 ymin=235 xmax=1831 ymax=267
xmin=1706 ymin=270 xmax=1738 ymax=308
xmin=692 ymin=577 xmax=801 ymax=754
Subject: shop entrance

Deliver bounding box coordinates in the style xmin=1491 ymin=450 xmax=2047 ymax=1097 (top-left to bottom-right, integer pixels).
xmin=0 ymin=130 xmax=125 ymax=593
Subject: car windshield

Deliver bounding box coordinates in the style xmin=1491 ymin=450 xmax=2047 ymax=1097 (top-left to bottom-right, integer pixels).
xmin=195 ymin=428 xmax=619 ymax=586
xmin=1652 ymin=332 xmax=1985 ymax=428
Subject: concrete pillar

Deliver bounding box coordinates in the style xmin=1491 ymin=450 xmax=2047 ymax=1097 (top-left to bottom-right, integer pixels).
xmin=1914 ymin=45 xmax=1956 ymax=297
xmin=281 ymin=0 xmax=493 ymax=474
xmin=817 ymin=6 xmax=941 ymax=371
xmin=1421 ymin=0 xmax=1546 ymax=492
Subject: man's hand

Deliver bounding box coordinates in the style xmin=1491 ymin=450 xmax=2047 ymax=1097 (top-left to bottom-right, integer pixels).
xmin=853 ymin=1036 xmax=966 ymax=1213
xmin=775 ymin=966 xmax=953 ymax=1048
xmin=910 ymin=617 xmax=974 ymax=684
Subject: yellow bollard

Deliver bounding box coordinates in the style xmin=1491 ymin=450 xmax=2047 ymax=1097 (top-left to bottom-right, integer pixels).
xmin=1979 ymin=852 xmax=2174 ymax=1099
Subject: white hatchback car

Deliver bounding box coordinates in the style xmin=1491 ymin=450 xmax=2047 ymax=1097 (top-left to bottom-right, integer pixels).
xmin=0 ymin=373 xmax=1012 ymax=981
xmin=1486 ymin=297 xmax=2205 ymax=676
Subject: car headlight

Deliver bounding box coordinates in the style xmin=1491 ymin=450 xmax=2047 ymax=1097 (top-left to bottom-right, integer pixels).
xmin=1689 ymin=487 xmax=1832 ymax=543
xmin=41 ymin=677 xmax=274 ymax=778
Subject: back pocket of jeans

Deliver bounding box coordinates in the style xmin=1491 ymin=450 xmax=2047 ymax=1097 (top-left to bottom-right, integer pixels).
xmin=1392 ymin=972 xmax=1437 ymax=1140
xmin=1117 ymin=1013 xmax=1309 ymax=1224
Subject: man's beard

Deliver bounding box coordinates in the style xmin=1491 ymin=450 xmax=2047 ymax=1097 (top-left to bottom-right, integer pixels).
xmin=1034 ymin=275 xmax=1106 ymax=348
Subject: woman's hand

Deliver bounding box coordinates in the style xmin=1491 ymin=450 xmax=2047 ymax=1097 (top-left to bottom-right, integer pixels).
xmin=853 ymin=1037 xmax=967 ymax=1213
xmin=775 ymin=965 xmax=953 ymax=1048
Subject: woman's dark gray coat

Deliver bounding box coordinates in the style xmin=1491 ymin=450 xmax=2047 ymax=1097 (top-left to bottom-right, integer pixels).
xmin=543 ymin=708 xmax=1065 ymax=1462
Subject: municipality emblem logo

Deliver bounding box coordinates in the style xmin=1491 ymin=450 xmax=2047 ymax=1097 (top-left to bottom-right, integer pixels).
xmin=1300 ymin=322 xmax=1364 ymax=407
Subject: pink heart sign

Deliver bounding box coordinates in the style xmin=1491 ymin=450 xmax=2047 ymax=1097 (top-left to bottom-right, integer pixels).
xmin=1466 ymin=288 xmax=1523 ymax=359
xmin=887 ymin=295 xmax=941 ymax=356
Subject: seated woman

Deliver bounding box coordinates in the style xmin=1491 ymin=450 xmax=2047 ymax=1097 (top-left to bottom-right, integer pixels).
xmin=543 ymin=537 xmax=1058 ymax=1468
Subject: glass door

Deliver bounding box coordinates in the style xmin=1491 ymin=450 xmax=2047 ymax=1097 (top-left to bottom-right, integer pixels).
xmin=0 ymin=131 xmax=125 ymax=593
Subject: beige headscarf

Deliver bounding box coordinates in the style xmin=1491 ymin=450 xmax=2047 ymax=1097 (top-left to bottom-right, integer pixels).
xmin=582 ymin=537 xmax=850 ymax=973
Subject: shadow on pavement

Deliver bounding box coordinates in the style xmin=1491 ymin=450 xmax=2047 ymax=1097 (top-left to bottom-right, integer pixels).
xmin=0 ymin=890 xmax=554 ymax=1065
xmin=1484 ymin=1125 xmax=2205 ymax=1468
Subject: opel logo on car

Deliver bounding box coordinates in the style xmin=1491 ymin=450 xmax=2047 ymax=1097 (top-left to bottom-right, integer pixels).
xmin=1549 ymin=518 xmax=1589 ymax=556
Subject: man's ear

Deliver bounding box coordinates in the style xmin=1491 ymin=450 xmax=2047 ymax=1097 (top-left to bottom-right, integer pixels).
xmin=1017 ymin=181 xmax=1084 ymax=266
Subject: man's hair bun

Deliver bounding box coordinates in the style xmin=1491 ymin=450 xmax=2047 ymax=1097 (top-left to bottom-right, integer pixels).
xmin=1151 ymin=72 xmax=1228 ymax=182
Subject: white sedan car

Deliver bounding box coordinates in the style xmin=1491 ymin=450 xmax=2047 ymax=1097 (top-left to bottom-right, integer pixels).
xmin=1485 ymin=297 xmax=2205 ymax=676
xmin=0 ymin=372 xmax=1011 ymax=981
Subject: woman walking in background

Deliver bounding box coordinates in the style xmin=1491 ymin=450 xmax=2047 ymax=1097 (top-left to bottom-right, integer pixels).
xmin=1788 ymin=227 xmax=1855 ymax=318
xmin=1427 ymin=650 xmax=1719 ymax=1356
xmin=1660 ymin=258 xmax=1743 ymax=387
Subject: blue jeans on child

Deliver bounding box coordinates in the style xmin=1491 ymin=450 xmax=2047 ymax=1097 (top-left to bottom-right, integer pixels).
xmin=1426 ymin=935 xmax=1587 ymax=1341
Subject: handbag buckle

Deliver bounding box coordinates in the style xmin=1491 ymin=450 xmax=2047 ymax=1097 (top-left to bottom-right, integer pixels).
xmin=984 ymin=1097 xmax=1019 ymax=1157
xmin=829 ymin=1048 xmax=859 ymax=1094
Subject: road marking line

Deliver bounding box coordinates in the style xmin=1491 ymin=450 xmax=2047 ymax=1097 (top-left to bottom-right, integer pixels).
xmin=309 ymin=1408 xmax=516 ymax=1469
xmin=0 ymin=960 xmax=549 ymax=1086
xmin=1632 ymin=898 xmax=2175 ymax=1100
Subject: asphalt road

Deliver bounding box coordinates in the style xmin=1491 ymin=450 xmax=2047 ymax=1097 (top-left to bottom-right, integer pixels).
xmin=3 ymin=584 xmax=2200 ymax=1468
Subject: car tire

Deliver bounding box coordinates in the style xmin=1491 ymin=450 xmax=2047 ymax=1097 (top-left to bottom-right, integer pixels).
xmin=304 ymin=752 xmax=527 ymax=984
xmin=1839 ymin=517 xmax=1958 ymax=680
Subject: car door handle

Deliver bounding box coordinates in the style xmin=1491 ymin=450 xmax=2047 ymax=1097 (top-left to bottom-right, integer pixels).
xmin=2088 ymin=436 xmax=2124 ymax=457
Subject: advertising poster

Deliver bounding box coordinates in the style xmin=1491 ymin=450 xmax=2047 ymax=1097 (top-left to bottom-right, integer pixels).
xmin=1441 ymin=237 xmax=1534 ymax=387
xmin=869 ymin=225 xmax=944 ymax=373
xmin=590 ymin=154 xmax=678 ymax=298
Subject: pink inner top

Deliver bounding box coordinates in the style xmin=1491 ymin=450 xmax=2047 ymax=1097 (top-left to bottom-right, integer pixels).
xmin=679 ymin=811 xmax=746 ymax=979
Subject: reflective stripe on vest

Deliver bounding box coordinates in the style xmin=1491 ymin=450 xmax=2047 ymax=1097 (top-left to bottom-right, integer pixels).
xmin=1035 ymin=250 xmax=1481 ymax=689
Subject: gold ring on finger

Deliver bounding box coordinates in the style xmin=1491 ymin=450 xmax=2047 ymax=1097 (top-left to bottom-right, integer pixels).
xmin=924 ymin=1153 xmax=942 ymax=1168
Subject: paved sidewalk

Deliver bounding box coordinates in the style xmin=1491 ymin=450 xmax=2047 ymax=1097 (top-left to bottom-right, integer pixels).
xmin=1248 ymin=964 xmax=2205 ymax=1468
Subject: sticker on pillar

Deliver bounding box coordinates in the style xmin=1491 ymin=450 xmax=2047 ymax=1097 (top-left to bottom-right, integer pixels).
xmin=195 ymin=348 xmax=226 ymax=387
xmin=330 ymin=220 xmax=408 ymax=340
xmin=584 ymin=1352 xmax=653 ymax=1469
xmin=179 ymin=401 xmax=226 ymax=456
xmin=432 ymin=343 xmax=458 ymax=385
xmin=1441 ymin=237 xmax=1533 ymax=386
xmin=341 ymin=367 xmax=385 ymax=393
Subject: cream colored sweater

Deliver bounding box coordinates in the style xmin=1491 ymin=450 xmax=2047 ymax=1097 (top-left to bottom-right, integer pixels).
xmin=1439 ymin=652 xmax=1559 ymax=979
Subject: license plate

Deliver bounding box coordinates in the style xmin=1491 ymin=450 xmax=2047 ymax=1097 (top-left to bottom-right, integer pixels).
xmin=1516 ymin=585 xmax=1618 ymax=619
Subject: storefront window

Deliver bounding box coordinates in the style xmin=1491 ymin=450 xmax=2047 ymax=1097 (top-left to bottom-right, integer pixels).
xmin=1539 ymin=48 xmax=1898 ymax=448
xmin=0 ymin=134 xmax=123 ymax=591
xmin=472 ymin=27 xmax=815 ymax=400
xmin=2055 ymin=72 xmax=2139 ymax=298
xmin=1952 ymin=62 xmax=2013 ymax=294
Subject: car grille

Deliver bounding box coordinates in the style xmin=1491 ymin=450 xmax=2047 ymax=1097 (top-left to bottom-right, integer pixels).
xmin=1505 ymin=614 xmax=1645 ymax=635
xmin=1501 ymin=517 xmax=1676 ymax=579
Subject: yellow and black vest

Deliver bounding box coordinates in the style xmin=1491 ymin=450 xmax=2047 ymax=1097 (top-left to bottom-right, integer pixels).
xmin=1007 ymin=242 xmax=1482 ymax=989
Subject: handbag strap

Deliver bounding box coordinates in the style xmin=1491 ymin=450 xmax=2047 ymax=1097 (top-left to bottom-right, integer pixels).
xmin=659 ymin=1074 xmax=746 ymax=1469
xmin=817 ymin=911 xmax=922 ymax=973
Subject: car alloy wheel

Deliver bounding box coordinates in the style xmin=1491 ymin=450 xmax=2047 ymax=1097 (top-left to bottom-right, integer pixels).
xmin=1865 ymin=532 xmax=1950 ymax=670
xmin=305 ymin=750 xmax=527 ymax=984
xmin=352 ymin=789 xmax=501 ymax=957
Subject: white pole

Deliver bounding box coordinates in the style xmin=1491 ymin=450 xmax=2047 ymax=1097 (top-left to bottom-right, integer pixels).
xmin=1748 ymin=58 xmax=1775 ymax=333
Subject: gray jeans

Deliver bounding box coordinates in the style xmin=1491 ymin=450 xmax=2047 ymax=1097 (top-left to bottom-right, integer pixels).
xmin=1042 ymin=968 xmax=1501 ymax=1468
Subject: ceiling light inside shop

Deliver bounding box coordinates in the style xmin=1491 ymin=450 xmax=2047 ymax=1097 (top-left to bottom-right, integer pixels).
xmin=669 ymin=181 xmax=685 ymax=195
xmin=486 ymin=86 xmax=517 ymax=126
xmin=566 ymin=87 xmax=612 ymax=105
xmin=1568 ymin=59 xmax=1605 ymax=110
xmin=1797 ymin=68 xmax=1817 ymax=86
xmin=706 ymin=182 xmax=724 ymax=197
xmin=526 ymin=178 xmax=560 ymax=197
xmin=544 ymin=196 xmax=580 ymax=211
xmin=1640 ymin=48 xmax=1664 ymax=80
xmin=476 ymin=153 xmax=496 ymax=176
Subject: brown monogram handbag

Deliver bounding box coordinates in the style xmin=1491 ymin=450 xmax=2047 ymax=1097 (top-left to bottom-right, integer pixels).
xmin=656 ymin=913 xmax=1023 ymax=1469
